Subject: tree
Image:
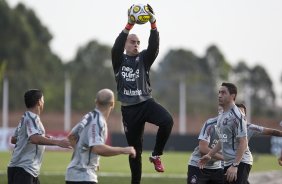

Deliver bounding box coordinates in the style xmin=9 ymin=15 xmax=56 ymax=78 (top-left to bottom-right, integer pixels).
xmin=250 ymin=65 xmax=276 ymax=116
xmin=0 ymin=1 xmax=64 ymax=111
xmin=232 ymin=62 xmax=276 ymax=116
xmin=153 ymin=48 xmax=217 ymax=114
xmin=65 ymin=40 xmax=116 ymax=111
xmin=205 ymin=45 xmax=231 ymax=85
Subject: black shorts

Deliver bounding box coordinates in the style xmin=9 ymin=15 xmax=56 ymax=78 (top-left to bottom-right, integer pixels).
xmin=224 ymin=163 xmax=252 ymax=184
xmin=7 ymin=167 xmax=40 ymax=184
xmin=187 ymin=165 xmax=224 ymax=184
xmin=66 ymin=181 xmax=97 ymax=184
xmin=121 ymin=98 xmax=173 ymax=155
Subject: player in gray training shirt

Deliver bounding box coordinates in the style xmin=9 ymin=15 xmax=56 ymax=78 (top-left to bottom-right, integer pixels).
xmin=216 ymin=104 xmax=252 ymax=167
xmin=8 ymin=89 xmax=71 ymax=184
xmin=65 ymin=89 xmax=136 ymax=184
xmin=199 ymin=83 xmax=252 ymax=184
xmin=191 ymin=103 xmax=282 ymax=184
xmin=191 ymin=102 xmax=282 ymax=184
xmin=187 ymin=116 xmax=224 ymax=184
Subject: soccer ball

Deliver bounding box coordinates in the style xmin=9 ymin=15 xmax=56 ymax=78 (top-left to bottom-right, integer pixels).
xmin=129 ymin=4 xmax=150 ymax=24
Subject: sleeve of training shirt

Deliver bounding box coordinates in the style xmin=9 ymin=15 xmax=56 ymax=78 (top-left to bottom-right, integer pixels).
xmin=70 ymin=123 xmax=81 ymax=138
xmin=25 ymin=116 xmax=42 ymax=137
xmin=111 ymin=31 xmax=128 ymax=73
xmin=71 ymin=112 xmax=92 ymax=137
xmin=198 ymin=121 xmax=211 ymax=143
xmin=144 ymin=29 xmax=159 ymax=69
xmin=13 ymin=116 xmax=24 ymax=138
xmin=88 ymin=119 xmax=105 ymax=147
xmin=247 ymin=123 xmax=264 ymax=139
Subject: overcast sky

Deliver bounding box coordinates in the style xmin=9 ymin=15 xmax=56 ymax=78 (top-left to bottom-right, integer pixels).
xmin=7 ymin=0 xmax=282 ymax=103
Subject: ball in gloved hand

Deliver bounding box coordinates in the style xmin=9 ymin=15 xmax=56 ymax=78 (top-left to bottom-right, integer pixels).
xmin=128 ymin=4 xmax=150 ymax=24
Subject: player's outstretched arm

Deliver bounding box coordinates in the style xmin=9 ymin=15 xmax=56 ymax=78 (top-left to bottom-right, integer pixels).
xmin=262 ymin=128 xmax=282 ymax=137
xmin=92 ymin=144 xmax=136 ymax=158
xmin=67 ymin=133 xmax=78 ymax=148
xmin=30 ymin=134 xmax=71 ymax=148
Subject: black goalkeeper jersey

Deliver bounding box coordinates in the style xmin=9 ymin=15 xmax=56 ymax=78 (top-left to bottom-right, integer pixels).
xmin=111 ymin=30 xmax=159 ymax=105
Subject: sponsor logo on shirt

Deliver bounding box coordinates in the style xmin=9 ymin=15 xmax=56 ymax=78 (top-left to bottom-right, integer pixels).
xmin=223 ymin=118 xmax=228 ymax=125
xmin=218 ymin=133 xmax=228 ymax=142
xmin=124 ymin=88 xmax=142 ymax=96
xmin=121 ymin=66 xmax=139 ymax=82
xmin=92 ymin=123 xmax=96 ymax=142
xmin=210 ymin=139 xmax=219 ymax=148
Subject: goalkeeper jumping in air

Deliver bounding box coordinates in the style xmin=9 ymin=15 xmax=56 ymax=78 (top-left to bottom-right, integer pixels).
xmin=111 ymin=4 xmax=174 ymax=184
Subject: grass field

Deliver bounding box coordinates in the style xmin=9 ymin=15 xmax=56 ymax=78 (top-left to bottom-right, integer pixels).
xmin=0 ymin=151 xmax=281 ymax=183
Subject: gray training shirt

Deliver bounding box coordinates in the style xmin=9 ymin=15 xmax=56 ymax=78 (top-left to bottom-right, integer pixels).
xmin=188 ymin=117 xmax=265 ymax=169
xmin=9 ymin=111 xmax=46 ymax=177
xmin=188 ymin=116 xmax=222 ymax=169
xmin=216 ymin=104 xmax=253 ymax=166
xmin=65 ymin=109 xmax=107 ymax=183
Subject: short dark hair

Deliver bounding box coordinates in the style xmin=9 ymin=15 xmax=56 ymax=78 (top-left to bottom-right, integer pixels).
xmin=24 ymin=89 xmax=43 ymax=108
xmin=221 ymin=82 xmax=237 ymax=100
xmin=236 ymin=103 xmax=246 ymax=114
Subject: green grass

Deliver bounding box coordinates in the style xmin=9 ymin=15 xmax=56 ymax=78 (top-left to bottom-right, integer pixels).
xmin=1 ymin=151 xmax=281 ymax=183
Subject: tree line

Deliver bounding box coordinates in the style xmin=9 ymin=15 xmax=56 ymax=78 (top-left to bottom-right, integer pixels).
xmin=0 ymin=1 xmax=280 ymax=118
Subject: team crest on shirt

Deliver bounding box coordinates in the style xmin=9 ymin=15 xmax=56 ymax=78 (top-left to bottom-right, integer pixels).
xmin=190 ymin=175 xmax=197 ymax=184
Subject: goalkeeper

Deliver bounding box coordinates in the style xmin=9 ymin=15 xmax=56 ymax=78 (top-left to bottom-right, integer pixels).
xmin=111 ymin=4 xmax=174 ymax=184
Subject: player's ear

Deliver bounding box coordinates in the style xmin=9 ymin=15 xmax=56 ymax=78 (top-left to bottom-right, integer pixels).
xmin=37 ymin=98 xmax=42 ymax=107
xmin=109 ymin=101 xmax=114 ymax=108
xmin=231 ymin=94 xmax=236 ymax=101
